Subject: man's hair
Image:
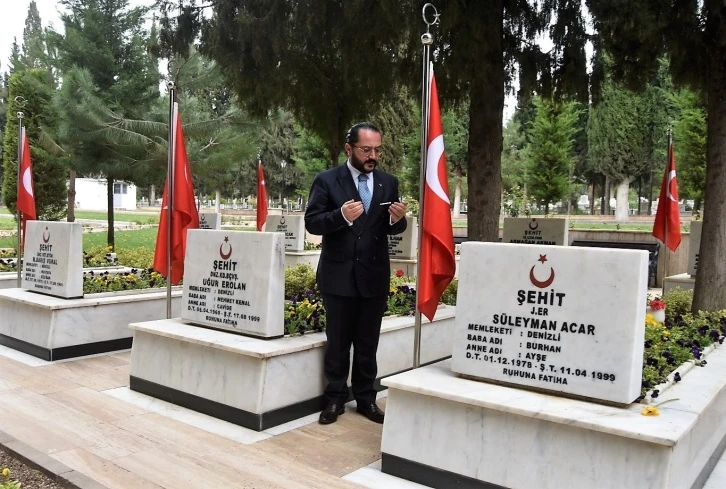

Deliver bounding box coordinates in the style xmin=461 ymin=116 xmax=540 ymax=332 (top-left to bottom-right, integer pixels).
xmin=345 ymin=122 xmax=381 ymax=144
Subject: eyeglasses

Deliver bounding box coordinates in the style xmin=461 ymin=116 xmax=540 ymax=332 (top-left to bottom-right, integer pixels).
xmin=352 ymin=145 xmax=384 ymax=156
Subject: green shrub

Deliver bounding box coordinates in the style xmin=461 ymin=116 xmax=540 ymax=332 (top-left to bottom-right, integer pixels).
xmin=116 ymin=248 xmax=155 ymax=269
xmin=663 ymin=288 xmax=694 ymax=320
xmin=284 ymin=263 xmax=317 ymax=298
xmin=441 ymin=279 xmax=458 ymax=306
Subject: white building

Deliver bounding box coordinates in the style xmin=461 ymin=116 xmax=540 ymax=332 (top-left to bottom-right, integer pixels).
xmin=74 ymin=178 xmax=137 ymax=211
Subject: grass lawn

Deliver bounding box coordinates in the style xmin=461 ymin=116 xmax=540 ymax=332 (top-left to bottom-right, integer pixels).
xmin=0 ymin=227 xmax=159 ymax=250
xmin=0 ymin=207 xmax=158 ymax=224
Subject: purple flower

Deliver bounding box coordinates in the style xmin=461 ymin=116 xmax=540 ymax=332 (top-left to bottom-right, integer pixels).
xmin=646 ymin=357 xmax=659 ymax=366
xmin=692 ymin=348 xmax=702 ymax=359
xmin=709 ymin=330 xmax=720 ymax=341
xmin=698 ymin=326 xmax=708 ymax=336
xmin=652 ymin=390 xmax=660 ymax=398
xmin=674 ymin=372 xmax=681 ymax=382
xmin=644 ymin=340 xmax=653 ymax=348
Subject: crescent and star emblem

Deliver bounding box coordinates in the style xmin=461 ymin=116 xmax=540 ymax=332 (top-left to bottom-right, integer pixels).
xmin=200 ymin=215 xmax=206 ymax=222
xmin=529 ymin=254 xmax=555 ymax=288
xmin=528 ymin=219 xmax=539 ymax=230
xmin=219 ymin=236 xmax=232 ymax=260
xmin=42 ymin=227 xmax=50 ymax=244
xmin=426 ymin=134 xmax=451 ymax=204
xmin=22 ymin=167 xmax=34 ymax=197
xmin=667 ymin=170 xmax=678 ymax=202
xmin=279 ymin=217 xmax=285 ymax=225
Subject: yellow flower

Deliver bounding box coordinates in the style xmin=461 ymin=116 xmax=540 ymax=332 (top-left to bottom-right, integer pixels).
xmin=2 ymin=468 xmax=10 ymax=477
xmin=641 ymin=406 xmax=660 ymax=416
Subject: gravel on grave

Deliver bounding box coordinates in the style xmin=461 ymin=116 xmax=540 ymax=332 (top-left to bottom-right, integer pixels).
xmin=0 ymin=448 xmax=64 ymax=489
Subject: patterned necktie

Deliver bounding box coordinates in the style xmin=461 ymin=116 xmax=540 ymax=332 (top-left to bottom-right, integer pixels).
xmin=358 ymin=173 xmax=371 ymax=213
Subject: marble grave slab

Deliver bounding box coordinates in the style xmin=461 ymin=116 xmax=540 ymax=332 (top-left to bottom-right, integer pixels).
xmin=451 ymin=242 xmax=648 ymax=405
xmin=264 ymin=215 xmax=305 ymax=252
xmin=502 ymin=217 xmax=569 ymax=246
xmin=181 ymin=230 xmax=284 ymax=338
xmin=388 ymin=217 xmax=418 ymax=260
xmin=198 ymin=212 xmax=221 ymax=230
xmin=688 ymin=220 xmax=702 ymax=276
xmin=21 ymin=221 xmax=83 ymax=299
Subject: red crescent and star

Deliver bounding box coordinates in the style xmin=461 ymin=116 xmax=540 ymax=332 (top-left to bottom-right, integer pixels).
xmin=530 ymin=254 xmax=555 ymax=288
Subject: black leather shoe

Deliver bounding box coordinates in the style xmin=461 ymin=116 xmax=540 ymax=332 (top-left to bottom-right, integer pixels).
xmin=319 ymin=403 xmax=345 ymax=424
xmin=356 ymin=402 xmax=385 ymax=424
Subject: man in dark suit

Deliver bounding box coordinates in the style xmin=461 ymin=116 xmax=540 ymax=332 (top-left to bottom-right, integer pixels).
xmin=305 ymin=122 xmax=408 ymax=425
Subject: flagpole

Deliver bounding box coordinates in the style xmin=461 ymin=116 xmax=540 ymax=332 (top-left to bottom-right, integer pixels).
xmin=166 ymin=82 xmax=175 ymax=319
xmin=413 ymin=4 xmax=439 ymax=369
xmin=16 ymin=107 xmax=25 ymax=287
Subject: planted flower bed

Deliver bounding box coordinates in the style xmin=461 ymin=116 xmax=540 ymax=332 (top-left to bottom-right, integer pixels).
xmin=639 ymin=288 xmax=726 ymax=401
xmin=283 ymin=264 xmax=458 ymax=336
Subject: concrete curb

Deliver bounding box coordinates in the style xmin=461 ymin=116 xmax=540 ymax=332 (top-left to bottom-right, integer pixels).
xmin=0 ymin=430 xmax=109 ymax=489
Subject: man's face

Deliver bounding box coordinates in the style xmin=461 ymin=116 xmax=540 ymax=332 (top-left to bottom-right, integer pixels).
xmin=346 ymin=129 xmax=382 ymax=174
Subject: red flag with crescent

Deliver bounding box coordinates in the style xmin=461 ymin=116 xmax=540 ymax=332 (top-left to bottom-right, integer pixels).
xmin=417 ymin=63 xmax=456 ymax=322
xmin=257 ymin=161 xmax=268 ymax=231
xmin=154 ymin=103 xmax=200 ymax=285
xmin=652 ymin=142 xmax=681 ymax=252
xmin=17 ymin=128 xmax=36 ymax=250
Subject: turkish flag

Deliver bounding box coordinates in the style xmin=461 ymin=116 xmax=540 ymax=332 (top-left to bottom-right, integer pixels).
xmin=417 ymin=64 xmax=456 ymax=322
xmin=257 ymin=161 xmax=268 ymax=231
xmin=652 ymin=142 xmax=682 ymax=252
xmin=153 ymin=103 xmax=200 ymax=285
xmin=17 ymin=128 xmax=36 ymax=250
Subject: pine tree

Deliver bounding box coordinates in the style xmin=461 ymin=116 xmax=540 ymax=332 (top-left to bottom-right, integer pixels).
xmin=525 ymin=96 xmax=580 ymax=214
xmin=2 ymin=70 xmax=66 ymax=221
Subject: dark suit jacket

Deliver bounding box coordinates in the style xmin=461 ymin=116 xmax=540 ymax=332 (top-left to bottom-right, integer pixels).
xmin=305 ymin=164 xmax=407 ymax=298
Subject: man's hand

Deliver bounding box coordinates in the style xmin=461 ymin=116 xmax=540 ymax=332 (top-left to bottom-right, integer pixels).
xmin=342 ymin=199 xmax=364 ymax=222
xmin=389 ymin=201 xmax=407 ymax=224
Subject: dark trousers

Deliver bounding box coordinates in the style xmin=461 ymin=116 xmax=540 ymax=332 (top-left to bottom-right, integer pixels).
xmin=322 ymin=293 xmax=388 ymax=406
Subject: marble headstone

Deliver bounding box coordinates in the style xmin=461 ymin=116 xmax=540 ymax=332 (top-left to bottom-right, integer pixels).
xmin=688 ymin=221 xmax=702 ymax=276
xmin=451 ymin=242 xmax=648 ymax=405
xmin=264 ymin=215 xmax=305 ymax=252
xmin=502 ymin=218 xmax=569 ymax=246
xmin=388 ymin=217 xmax=418 ymax=260
xmin=199 ymin=213 xmax=221 ymax=230
xmin=181 ymin=230 xmax=284 ymax=338
xmin=21 ymin=221 xmax=83 ymax=299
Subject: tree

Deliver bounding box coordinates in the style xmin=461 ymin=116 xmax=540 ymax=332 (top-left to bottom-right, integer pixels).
xmin=587 ymin=0 xmax=726 ymax=311
xmin=587 ymin=67 xmax=647 ymax=221
xmin=159 ymin=0 xmax=411 ymax=169
xmin=21 ymin=1 xmax=51 ymax=72
xmin=51 ymin=0 xmax=160 ymax=247
xmin=2 ymin=70 xmax=67 ymax=221
xmin=525 ymin=96 xmax=580 ymax=214
xmin=672 ymin=90 xmax=707 ymax=212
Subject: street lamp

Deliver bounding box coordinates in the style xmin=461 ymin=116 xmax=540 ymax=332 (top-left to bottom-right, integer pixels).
xmin=280 ymin=159 xmax=287 ymax=213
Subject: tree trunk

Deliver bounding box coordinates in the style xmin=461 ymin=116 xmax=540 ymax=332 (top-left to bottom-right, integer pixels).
xmin=647 ymin=165 xmax=654 ymax=215
xmin=637 ymin=179 xmax=642 ymax=215
xmin=453 ymin=165 xmax=462 ymax=218
xmin=67 ymin=170 xmax=76 ymax=222
xmin=614 ymin=179 xmax=630 ymax=221
xmin=467 ymin=0 xmax=504 ymax=242
xmin=215 ymin=189 xmax=221 ymax=213
xmin=693 ymin=14 xmax=726 ymax=311
xmin=588 ymin=181 xmax=595 ymax=215
xmin=329 ymin=119 xmax=342 ymax=169
xmin=107 ymin=176 xmax=115 ymax=250
xmin=603 ymin=176 xmax=612 ymax=215
xmin=149 ymin=184 xmax=156 ymax=206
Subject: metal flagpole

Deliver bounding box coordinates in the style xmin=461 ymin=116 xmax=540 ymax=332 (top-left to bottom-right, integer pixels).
xmin=15 ymin=100 xmax=25 ymax=287
xmin=166 ymin=83 xmax=176 ymax=319
xmin=413 ymin=3 xmax=439 ymax=369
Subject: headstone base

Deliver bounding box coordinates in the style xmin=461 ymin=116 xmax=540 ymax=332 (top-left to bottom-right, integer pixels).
xmin=0 ymin=287 xmax=182 ymax=361
xmin=381 ymin=357 xmax=726 ymax=489
xmin=663 ymin=273 xmax=696 ymax=295
xmin=129 ymin=308 xmax=456 ymax=431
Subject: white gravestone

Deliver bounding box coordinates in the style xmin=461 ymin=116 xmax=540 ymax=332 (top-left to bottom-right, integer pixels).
xmin=688 ymin=221 xmax=702 ymax=276
xmin=451 ymin=242 xmax=648 ymax=405
xmin=181 ymin=230 xmax=284 ymax=338
xmin=388 ymin=217 xmax=418 ymax=260
xmin=502 ymin=218 xmax=569 ymax=246
xmin=198 ymin=213 xmax=221 ymax=230
xmin=264 ymin=215 xmax=305 ymax=252
xmin=21 ymin=221 xmax=83 ymax=299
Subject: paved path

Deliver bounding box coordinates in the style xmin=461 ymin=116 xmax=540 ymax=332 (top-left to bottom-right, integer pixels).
xmin=0 ymin=347 xmax=723 ymax=489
